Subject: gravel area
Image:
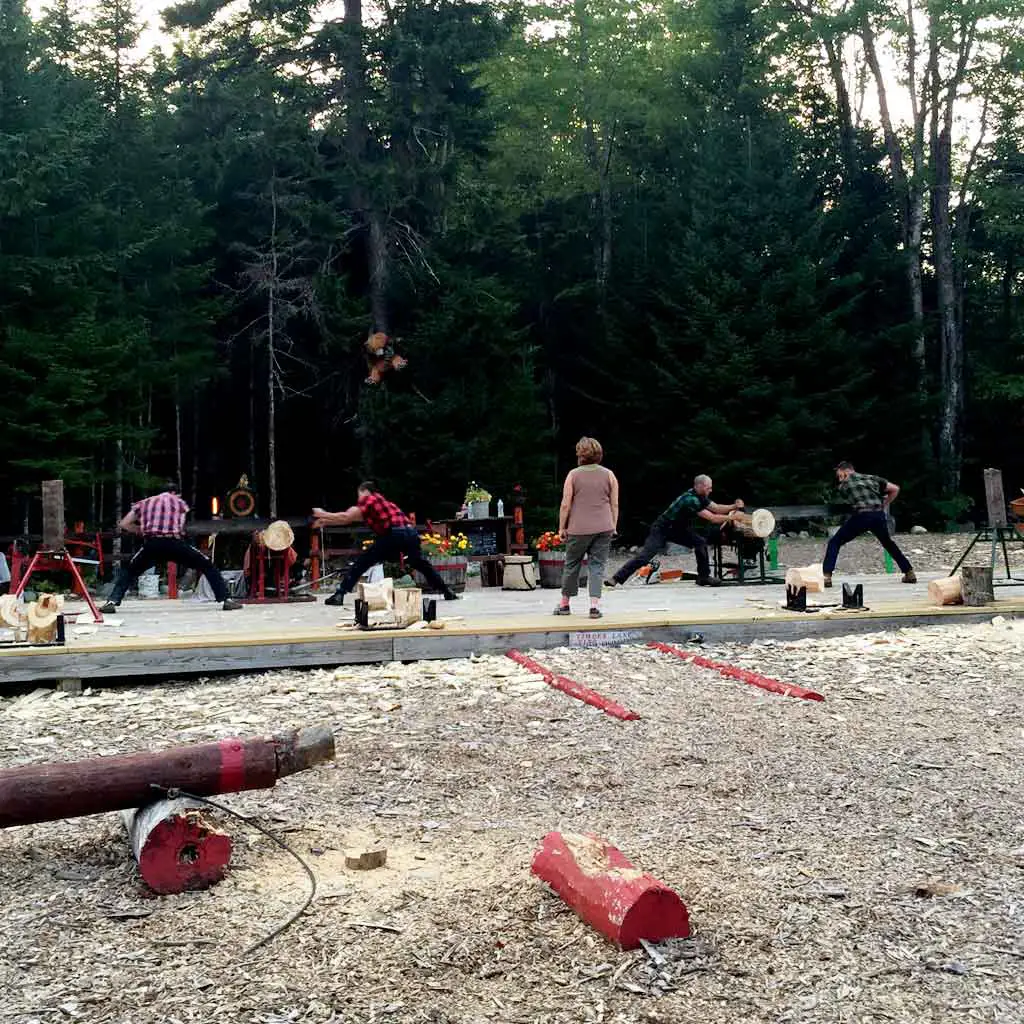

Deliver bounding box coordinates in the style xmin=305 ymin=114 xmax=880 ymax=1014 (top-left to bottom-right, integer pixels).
xmin=1 ymin=620 xmax=1022 ymax=1023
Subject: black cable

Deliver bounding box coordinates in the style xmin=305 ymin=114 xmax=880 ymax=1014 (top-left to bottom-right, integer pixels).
xmin=150 ymin=783 xmax=317 ymax=957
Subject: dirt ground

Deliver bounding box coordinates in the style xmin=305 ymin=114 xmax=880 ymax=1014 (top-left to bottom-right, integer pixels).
xmin=1 ymin=620 xmax=1023 ymax=1024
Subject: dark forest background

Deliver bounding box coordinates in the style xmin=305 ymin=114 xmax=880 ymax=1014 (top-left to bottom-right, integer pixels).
xmin=2 ymin=0 xmax=1023 ymax=542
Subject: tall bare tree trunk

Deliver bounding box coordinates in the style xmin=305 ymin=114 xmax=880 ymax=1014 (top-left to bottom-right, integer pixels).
xmin=267 ymin=175 xmax=279 ymax=520
xmin=113 ymin=438 xmax=124 ymax=561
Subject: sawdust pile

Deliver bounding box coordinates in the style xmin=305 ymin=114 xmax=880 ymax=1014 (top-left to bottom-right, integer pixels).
xmin=1 ymin=626 xmax=1022 ymax=1024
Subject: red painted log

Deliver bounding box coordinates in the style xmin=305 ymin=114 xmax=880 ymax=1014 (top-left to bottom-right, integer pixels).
xmin=0 ymin=724 xmax=335 ymax=829
xmin=121 ymin=798 xmax=233 ymax=895
xmin=648 ymin=641 xmax=825 ymax=702
xmin=506 ymin=650 xmax=640 ymax=721
xmin=532 ymin=831 xmax=690 ymax=949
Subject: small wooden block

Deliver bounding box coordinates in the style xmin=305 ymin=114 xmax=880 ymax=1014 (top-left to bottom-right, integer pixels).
xmin=346 ymin=847 xmax=388 ymax=870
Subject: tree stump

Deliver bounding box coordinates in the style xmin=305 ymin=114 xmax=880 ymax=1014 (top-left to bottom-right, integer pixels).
xmin=928 ymin=575 xmax=962 ymax=606
xmin=960 ymin=565 xmax=994 ymax=606
xmin=121 ymin=798 xmax=232 ymax=894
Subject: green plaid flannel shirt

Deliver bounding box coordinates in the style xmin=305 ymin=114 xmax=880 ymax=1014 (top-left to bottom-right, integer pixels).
xmin=838 ymin=472 xmax=888 ymax=511
xmin=658 ymin=488 xmax=709 ymax=526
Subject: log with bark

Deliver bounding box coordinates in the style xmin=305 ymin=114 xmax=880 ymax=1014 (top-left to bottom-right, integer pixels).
xmin=960 ymin=565 xmax=994 ymax=607
xmin=26 ymin=594 xmax=63 ymax=643
xmin=0 ymin=724 xmax=335 ymax=829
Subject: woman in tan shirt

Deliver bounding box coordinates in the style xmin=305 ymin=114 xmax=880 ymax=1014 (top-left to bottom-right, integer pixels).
xmin=554 ymin=437 xmax=619 ymax=618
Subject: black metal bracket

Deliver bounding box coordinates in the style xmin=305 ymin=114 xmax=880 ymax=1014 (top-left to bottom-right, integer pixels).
xmin=785 ymin=585 xmax=807 ymax=611
xmin=842 ymin=583 xmax=864 ymax=609
xmin=422 ymin=597 xmax=436 ymax=622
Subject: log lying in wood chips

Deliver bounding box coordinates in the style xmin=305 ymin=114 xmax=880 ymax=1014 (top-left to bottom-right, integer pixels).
xmin=0 ymin=724 xmax=335 ymax=829
xmin=531 ymin=831 xmax=690 ymax=949
xmin=121 ymin=797 xmax=233 ymax=894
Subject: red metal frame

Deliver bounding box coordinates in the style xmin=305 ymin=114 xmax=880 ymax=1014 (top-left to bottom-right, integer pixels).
xmin=13 ymin=550 xmax=104 ymax=623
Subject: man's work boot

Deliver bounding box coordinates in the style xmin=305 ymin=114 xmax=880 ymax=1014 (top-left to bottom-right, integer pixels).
xmin=222 ymin=598 xmax=243 ymax=611
xmin=443 ymin=589 xmax=460 ymax=601
xmin=99 ymin=601 xmax=118 ymax=614
xmin=324 ymin=591 xmax=346 ymax=606
xmin=695 ymin=576 xmax=722 ymax=588
xmin=901 ymin=571 xmax=917 ymax=584
xmin=823 ymin=575 xmax=833 ymax=589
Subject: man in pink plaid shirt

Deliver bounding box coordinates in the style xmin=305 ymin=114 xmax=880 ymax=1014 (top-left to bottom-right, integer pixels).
xmin=100 ymin=482 xmax=242 ymax=612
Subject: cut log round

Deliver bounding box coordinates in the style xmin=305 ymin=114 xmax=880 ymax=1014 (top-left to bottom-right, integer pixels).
xmin=27 ymin=594 xmax=63 ymax=643
xmin=392 ymin=587 xmax=422 ymax=628
xmin=357 ymin=578 xmax=394 ymax=612
xmin=928 ymin=575 xmax=962 ymax=606
xmin=785 ymin=564 xmax=824 ymax=593
xmin=960 ymin=565 xmax=994 ymax=607
xmin=121 ymin=798 xmax=232 ymax=894
xmin=531 ymin=831 xmax=690 ymax=949
xmin=0 ymin=595 xmax=24 ymax=628
xmin=750 ymin=508 xmax=776 ymax=538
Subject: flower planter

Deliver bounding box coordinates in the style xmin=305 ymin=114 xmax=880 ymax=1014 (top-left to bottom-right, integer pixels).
xmin=423 ymin=556 xmax=468 ymax=593
xmin=537 ymin=550 xmax=566 ymax=589
xmin=467 ymin=500 xmax=490 ymax=520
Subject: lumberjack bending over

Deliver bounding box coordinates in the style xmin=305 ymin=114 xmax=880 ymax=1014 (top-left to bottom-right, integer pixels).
xmin=823 ymin=462 xmax=916 ymax=587
xmin=100 ymin=482 xmax=242 ymax=613
xmin=312 ymin=482 xmax=458 ymax=606
xmin=606 ymin=474 xmax=744 ymax=588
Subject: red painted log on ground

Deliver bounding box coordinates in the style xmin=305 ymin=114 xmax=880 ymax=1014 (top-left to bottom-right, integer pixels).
xmin=648 ymin=641 xmax=825 ymax=702
xmin=0 ymin=724 xmax=335 ymax=829
xmin=506 ymin=650 xmax=640 ymax=721
xmin=531 ymin=831 xmax=690 ymax=949
xmin=121 ymin=798 xmax=233 ymax=894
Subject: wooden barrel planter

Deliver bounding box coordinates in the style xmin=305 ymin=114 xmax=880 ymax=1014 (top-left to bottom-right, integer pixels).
xmin=426 ymin=556 xmax=468 ymax=593
xmin=537 ymin=550 xmax=566 ymax=589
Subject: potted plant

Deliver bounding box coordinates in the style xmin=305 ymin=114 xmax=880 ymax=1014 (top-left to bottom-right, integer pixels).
xmin=533 ymin=530 xmax=566 ymax=589
xmin=464 ymin=482 xmax=492 ymax=520
xmin=420 ymin=531 xmax=471 ymax=592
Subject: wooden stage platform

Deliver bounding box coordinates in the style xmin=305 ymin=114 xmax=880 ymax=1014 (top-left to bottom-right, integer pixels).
xmin=2 ymin=572 xmax=1023 ymax=687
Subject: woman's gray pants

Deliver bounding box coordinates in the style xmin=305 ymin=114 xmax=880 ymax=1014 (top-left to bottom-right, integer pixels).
xmin=561 ymin=532 xmax=613 ymax=599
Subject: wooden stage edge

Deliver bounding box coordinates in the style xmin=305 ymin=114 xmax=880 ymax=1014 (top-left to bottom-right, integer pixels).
xmin=1 ymin=602 xmax=1022 ymax=686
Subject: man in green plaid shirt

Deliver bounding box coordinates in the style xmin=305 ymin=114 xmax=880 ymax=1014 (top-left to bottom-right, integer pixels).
xmin=823 ymin=462 xmax=916 ymax=586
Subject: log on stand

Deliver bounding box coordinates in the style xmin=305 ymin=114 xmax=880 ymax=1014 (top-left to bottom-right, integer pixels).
xmin=961 ymin=565 xmax=994 ymax=607
xmin=0 ymin=724 xmax=335 ymax=829
xmin=785 ymin=564 xmax=824 ymax=593
xmin=121 ymin=797 xmax=233 ymax=894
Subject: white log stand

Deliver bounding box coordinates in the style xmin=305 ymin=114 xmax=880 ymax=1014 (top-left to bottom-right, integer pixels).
xmin=960 ymin=565 xmax=995 ymax=607
xmin=121 ymin=797 xmax=233 ymax=895
xmin=928 ymin=575 xmax=962 ymax=606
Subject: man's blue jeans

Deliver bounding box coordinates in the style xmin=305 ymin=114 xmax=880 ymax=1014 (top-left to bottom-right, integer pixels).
xmin=823 ymin=510 xmax=912 ymax=575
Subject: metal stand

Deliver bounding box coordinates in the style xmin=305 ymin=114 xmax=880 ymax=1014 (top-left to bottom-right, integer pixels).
xmin=13 ymin=550 xmax=103 ymax=623
xmin=712 ymin=534 xmax=785 ymax=586
xmin=947 ymin=526 xmax=1024 ymax=587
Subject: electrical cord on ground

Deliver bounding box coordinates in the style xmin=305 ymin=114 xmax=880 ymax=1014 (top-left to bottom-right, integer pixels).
xmin=149 ymin=783 xmax=317 ymax=957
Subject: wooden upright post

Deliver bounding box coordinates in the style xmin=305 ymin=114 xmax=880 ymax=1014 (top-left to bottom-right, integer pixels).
xmin=41 ymin=480 xmax=65 ymax=551
xmin=984 ymin=468 xmax=1008 ymax=527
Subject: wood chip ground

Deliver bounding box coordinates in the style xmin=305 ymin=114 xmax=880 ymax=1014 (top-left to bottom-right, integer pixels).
xmin=1 ymin=620 xmax=1022 ymax=1023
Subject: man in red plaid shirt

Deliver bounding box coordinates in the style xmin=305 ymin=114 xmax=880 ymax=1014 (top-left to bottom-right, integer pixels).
xmin=100 ymin=482 xmax=242 ymax=613
xmin=313 ymin=482 xmax=458 ymax=606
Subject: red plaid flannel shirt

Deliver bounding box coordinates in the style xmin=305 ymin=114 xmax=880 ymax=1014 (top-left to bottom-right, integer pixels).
xmin=134 ymin=492 xmax=189 ymax=537
xmin=358 ymin=492 xmax=411 ymax=535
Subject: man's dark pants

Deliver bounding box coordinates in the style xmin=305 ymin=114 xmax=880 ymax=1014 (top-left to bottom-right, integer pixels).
xmin=612 ymin=520 xmax=711 ymax=584
xmin=336 ymin=526 xmax=452 ymax=596
xmin=823 ymin=510 xmax=912 ymax=575
xmin=109 ymin=535 xmax=230 ymax=604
